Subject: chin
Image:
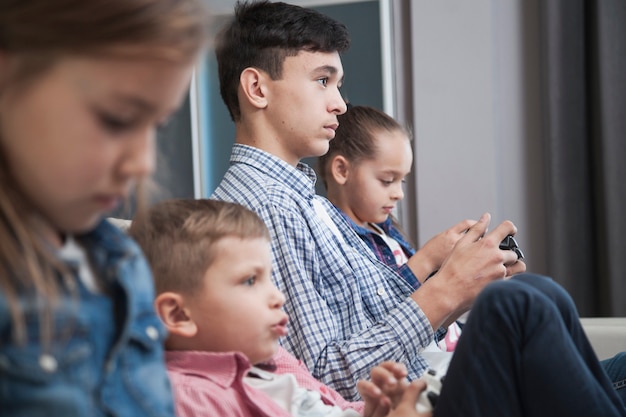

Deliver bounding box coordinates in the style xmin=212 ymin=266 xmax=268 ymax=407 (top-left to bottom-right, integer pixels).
xmin=62 ymin=215 xmax=104 ymax=235
xmin=311 ymin=142 xmax=330 ymax=157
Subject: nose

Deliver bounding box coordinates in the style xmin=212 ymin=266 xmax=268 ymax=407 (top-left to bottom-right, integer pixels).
xmin=269 ymin=285 xmax=286 ymax=309
xmin=391 ymin=182 xmax=404 ymax=201
xmin=330 ymin=88 xmax=347 ymax=115
xmin=118 ymin=127 xmax=156 ymax=180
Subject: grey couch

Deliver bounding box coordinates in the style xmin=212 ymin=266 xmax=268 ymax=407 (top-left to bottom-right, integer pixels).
xmin=580 ymin=317 xmax=626 ymax=360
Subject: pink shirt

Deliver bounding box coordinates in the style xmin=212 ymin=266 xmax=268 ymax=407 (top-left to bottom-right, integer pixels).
xmin=166 ymin=347 xmax=364 ymax=417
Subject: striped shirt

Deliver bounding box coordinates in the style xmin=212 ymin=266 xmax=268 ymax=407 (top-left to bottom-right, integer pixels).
xmin=211 ymin=144 xmax=434 ymax=400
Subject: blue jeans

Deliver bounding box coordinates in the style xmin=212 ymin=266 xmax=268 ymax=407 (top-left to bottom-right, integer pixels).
xmin=603 ymin=352 xmax=626 ymax=407
xmin=433 ymin=273 xmax=626 ymax=417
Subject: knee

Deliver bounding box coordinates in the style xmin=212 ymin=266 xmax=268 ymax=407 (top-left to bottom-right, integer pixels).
xmin=511 ymin=273 xmax=578 ymax=319
xmin=473 ymin=276 xmax=563 ymax=325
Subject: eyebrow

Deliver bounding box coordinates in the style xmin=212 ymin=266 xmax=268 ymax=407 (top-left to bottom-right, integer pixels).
xmin=312 ymin=65 xmax=345 ymax=83
xmin=113 ymin=95 xmax=157 ymax=113
xmin=109 ymin=93 xmax=179 ymax=120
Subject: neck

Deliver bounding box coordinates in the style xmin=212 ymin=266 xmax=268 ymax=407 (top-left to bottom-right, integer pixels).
xmin=234 ymin=118 xmax=301 ymax=167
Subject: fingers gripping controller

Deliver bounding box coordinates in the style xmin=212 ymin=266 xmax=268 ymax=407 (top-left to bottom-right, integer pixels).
xmin=416 ymin=369 xmax=444 ymax=413
xmin=499 ymin=235 xmax=525 ymax=260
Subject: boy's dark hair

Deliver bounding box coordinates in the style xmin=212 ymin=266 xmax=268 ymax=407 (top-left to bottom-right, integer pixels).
xmin=215 ymin=0 xmax=350 ymax=121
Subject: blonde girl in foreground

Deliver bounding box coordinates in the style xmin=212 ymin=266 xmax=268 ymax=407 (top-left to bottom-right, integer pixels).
xmin=0 ymin=1 xmax=210 ymax=415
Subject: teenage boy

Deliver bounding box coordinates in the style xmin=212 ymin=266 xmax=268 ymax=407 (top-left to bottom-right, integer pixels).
xmin=210 ymin=0 xmax=526 ymax=400
xmin=128 ymin=198 xmax=427 ymax=417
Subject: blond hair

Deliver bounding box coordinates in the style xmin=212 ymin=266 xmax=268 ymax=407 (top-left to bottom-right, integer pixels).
xmin=129 ymin=199 xmax=270 ymax=295
xmin=0 ymin=0 xmax=211 ymax=344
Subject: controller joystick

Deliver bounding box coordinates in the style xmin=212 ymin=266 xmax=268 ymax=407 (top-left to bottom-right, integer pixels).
xmin=416 ymin=369 xmax=444 ymax=413
xmin=499 ymin=235 xmax=525 ymax=260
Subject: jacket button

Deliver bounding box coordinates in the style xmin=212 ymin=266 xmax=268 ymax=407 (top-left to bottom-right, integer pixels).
xmin=39 ymin=354 xmax=58 ymax=373
xmin=146 ymin=325 xmax=159 ymax=341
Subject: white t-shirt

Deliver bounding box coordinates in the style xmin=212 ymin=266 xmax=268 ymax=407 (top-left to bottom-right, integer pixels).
xmin=57 ymin=235 xmax=100 ymax=293
xmin=245 ymin=367 xmax=360 ymax=417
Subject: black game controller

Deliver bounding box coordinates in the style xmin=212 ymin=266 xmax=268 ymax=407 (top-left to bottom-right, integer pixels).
xmin=499 ymin=235 xmax=524 ymax=260
xmin=416 ymin=369 xmax=444 ymax=413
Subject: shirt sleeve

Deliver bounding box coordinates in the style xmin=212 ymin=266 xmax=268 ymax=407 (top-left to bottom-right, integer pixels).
xmin=260 ymin=204 xmax=434 ymax=401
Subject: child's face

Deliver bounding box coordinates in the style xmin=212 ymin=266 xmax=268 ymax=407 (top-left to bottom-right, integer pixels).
xmin=262 ymin=51 xmax=347 ymax=166
xmin=0 ymin=51 xmax=194 ymax=244
xmin=342 ymin=129 xmax=413 ymax=227
xmin=185 ymin=236 xmax=288 ymax=364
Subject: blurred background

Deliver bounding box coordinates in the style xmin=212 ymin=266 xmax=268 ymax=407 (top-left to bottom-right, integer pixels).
xmin=148 ymin=0 xmax=626 ymax=317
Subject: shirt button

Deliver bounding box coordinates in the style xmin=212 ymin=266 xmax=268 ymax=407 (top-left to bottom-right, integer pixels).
xmin=377 ymin=288 xmax=385 ymax=296
xmin=39 ymin=354 xmax=58 ymax=373
xmin=146 ymin=325 xmax=159 ymax=341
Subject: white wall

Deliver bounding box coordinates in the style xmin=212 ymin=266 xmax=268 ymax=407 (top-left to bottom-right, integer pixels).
xmin=409 ymin=0 xmax=546 ymax=272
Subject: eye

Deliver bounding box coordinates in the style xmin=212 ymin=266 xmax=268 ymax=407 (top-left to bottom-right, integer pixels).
xmin=98 ymin=112 xmax=136 ymax=134
xmin=380 ymin=179 xmax=393 ymax=186
xmin=243 ymin=276 xmax=257 ymax=286
xmin=317 ymin=77 xmax=328 ymax=87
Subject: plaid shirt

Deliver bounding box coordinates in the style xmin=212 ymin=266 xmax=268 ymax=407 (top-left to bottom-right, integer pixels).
xmin=211 ymin=145 xmax=434 ymax=400
xmin=341 ymin=214 xmax=449 ymax=343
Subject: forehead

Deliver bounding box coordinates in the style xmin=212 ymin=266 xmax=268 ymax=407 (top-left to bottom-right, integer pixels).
xmin=281 ymin=50 xmax=344 ymax=78
xmin=209 ymin=236 xmax=272 ymax=266
xmin=369 ymin=129 xmax=413 ymax=169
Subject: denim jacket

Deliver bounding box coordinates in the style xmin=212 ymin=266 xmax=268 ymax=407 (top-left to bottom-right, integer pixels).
xmin=340 ymin=214 xmax=420 ymax=287
xmin=0 ymin=219 xmax=175 ymax=417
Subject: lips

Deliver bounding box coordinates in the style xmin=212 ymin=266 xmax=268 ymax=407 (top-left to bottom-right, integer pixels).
xmin=324 ymin=123 xmax=339 ymax=138
xmin=272 ymin=316 xmax=289 ymax=337
xmin=94 ymin=195 xmax=123 ymax=211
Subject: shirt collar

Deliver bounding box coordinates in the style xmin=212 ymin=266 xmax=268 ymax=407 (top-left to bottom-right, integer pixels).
xmin=230 ymin=144 xmax=318 ymax=198
xmin=166 ymin=350 xmax=252 ymax=389
xmin=339 ymin=211 xmax=393 ymax=236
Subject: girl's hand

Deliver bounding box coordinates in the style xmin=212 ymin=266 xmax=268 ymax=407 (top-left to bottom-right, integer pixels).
xmin=408 ymin=219 xmax=477 ymax=282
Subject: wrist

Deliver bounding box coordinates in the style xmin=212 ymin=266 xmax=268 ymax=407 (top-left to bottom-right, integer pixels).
xmin=407 ymin=252 xmax=435 ymax=284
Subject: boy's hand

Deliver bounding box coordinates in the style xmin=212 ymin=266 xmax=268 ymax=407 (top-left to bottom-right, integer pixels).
xmin=408 ymin=218 xmax=477 ymax=282
xmin=412 ymin=213 xmax=527 ymax=329
xmin=359 ymin=362 xmax=409 ymax=417
xmin=387 ymin=380 xmax=432 ymax=417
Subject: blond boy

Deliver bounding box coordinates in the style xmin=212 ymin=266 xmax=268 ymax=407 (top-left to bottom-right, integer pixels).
xmin=129 ymin=198 xmax=426 ymax=417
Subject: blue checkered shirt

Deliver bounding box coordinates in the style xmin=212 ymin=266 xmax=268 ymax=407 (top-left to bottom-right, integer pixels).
xmin=211 ymin=144 xmax=434 ymax=400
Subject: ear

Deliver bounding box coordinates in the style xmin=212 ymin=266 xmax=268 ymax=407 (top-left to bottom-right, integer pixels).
xmin=154 ymin=292 xmax=198 ymax=338
xmin=239 ymin=67 xmax=268 ymax=110
xmin=330 ymin=155 xmax=351 ymax=185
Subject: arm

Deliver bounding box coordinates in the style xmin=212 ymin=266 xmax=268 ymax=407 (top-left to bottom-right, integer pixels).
xmin=260 ymin=203 xmax=433 ymax=400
